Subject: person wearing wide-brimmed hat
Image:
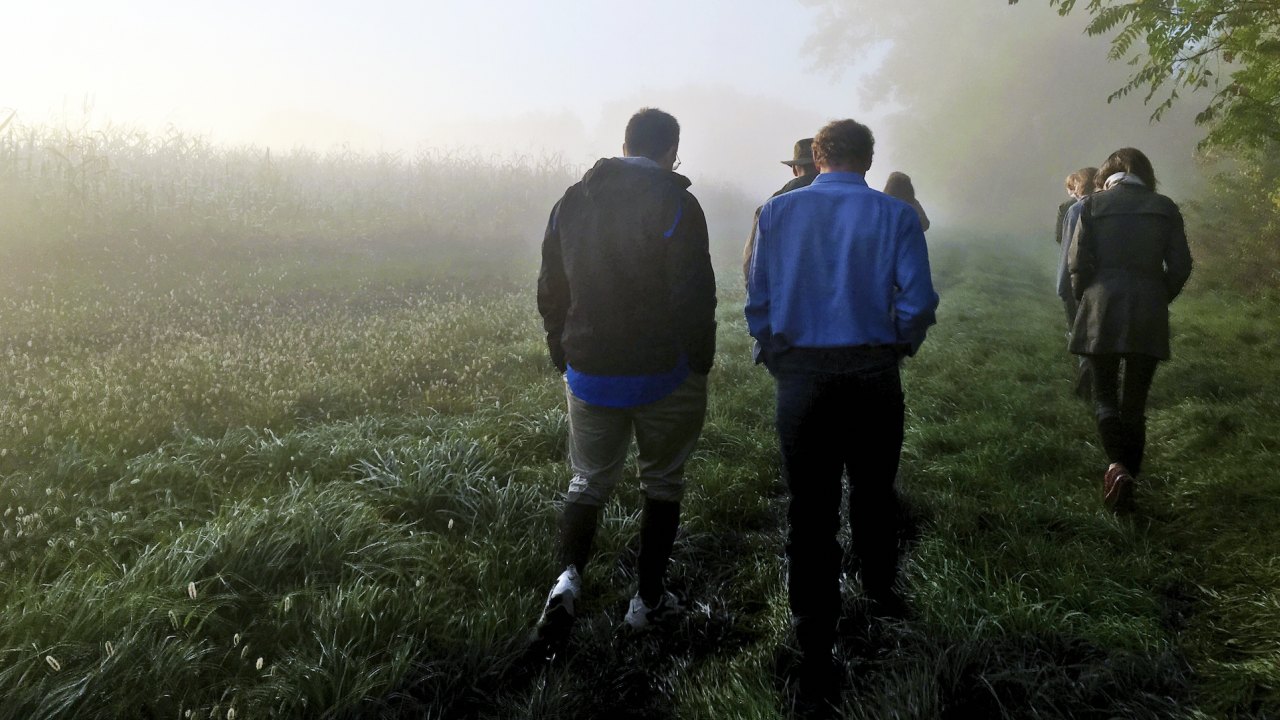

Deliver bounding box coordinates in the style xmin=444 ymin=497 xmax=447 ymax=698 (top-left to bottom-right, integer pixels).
xmin=742 ymin=139 xmax=820 ymax=283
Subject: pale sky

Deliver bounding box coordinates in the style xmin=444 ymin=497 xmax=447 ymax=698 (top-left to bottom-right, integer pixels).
xmin=6 ymin=0 xmax=886 ymax=198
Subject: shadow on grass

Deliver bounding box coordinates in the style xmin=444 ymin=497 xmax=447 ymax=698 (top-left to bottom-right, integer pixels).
xmin=812 ymin=626 xmax=1196 ymax=720
xmin=359 ymin=483 xmax=1202 ymax=719
xmin=344 ymin=525 xmax=775 ymax=719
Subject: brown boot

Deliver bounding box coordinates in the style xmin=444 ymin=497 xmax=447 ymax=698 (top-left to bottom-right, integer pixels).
xmin=1104 ymin=463 xmax=1134 ymax=513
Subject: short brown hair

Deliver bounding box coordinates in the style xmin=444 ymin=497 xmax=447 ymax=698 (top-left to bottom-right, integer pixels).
xmin=1065 ymin=173 xmax=1081 ymax=194
xmin=1076 ymin=167 xmax=1099 ymax=195
xmin=1097 ymin=148 xmax=1157 ymax=192
xmin=812 ymin=119 xmax=874 ymax=168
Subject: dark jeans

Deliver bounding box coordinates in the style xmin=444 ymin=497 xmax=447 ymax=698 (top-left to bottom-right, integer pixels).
xmin=774 ymin=354 xmax=904 ymax=657
xmin=1085 ymin=353 xmax=1159 ymax=476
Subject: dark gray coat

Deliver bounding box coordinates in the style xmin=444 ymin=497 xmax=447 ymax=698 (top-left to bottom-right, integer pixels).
xmin=1068 ymin=184 xmax=1193 ymax=360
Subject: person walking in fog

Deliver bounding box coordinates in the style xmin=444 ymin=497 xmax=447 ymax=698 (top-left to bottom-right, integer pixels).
xmin=1059 ymin=167 xmax=1099 ymax=399
xmin=742 ymin=138 xmax=820 ymax=283
xmin=745 ymin=119 xmax=938 ymax=717
xmin=883 ymin=172 xmax=930 ymax=231
xmin=532 ymin=108 xmax=717 ymax=656
xmin=1069 ymin=148 xmax=1192 ymax=513
xmin=1056 ymin=172 xmax=1082 ymax=246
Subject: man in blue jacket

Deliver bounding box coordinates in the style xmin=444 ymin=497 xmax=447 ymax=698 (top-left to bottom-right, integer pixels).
xmin=745 ymin=119 xmax=938 ymax=714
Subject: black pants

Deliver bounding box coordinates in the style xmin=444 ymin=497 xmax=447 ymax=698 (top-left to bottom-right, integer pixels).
xmin=774 ymin=358 xmax=904 ymax=657
xmin=1085 ymin=353 xmax=1159 ymax=477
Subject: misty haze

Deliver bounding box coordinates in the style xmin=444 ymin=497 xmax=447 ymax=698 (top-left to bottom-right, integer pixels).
xmin=2 ymin=1 xmax=1278 ymax=718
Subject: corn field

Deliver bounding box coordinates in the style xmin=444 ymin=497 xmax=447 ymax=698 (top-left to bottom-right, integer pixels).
xmin=0 ymin=111 xmax=576 ymax=246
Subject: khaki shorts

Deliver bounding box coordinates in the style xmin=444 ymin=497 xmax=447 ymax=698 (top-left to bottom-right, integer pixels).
xmin=563 ymin=373 xmax=708 ymax=506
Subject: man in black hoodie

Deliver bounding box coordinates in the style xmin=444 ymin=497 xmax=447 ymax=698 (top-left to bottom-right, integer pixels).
xmin=533 ymin=108 xmax=717 ymax=652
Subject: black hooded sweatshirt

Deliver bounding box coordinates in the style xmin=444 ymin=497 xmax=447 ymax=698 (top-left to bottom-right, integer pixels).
xmin=537 ymin=157 xmax=717 ymax=377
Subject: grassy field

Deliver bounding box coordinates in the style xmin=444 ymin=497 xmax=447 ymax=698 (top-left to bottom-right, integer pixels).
xmin=2 ymin=225 xmax=1279 ymax=719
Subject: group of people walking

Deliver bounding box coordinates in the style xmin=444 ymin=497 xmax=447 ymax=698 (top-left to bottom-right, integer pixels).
xmin=532 ymin=106 xmax=1191 ymax=717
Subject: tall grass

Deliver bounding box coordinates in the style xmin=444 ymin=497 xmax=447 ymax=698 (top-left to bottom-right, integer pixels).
xmin=0 ymin=112 xmax=576 ymax=249
xmin=3 ymin=115 xmax=1278 ymax=718
xmin=4 ymin=228 xmax=1279 ymax=718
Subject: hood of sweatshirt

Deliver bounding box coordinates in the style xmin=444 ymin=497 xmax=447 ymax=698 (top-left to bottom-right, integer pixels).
xmin=579 ymin=157 xmax=692 ymax=198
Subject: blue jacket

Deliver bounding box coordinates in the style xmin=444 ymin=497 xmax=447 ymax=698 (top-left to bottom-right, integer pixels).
xmin=1057 ymin=199 xmax=1085 ymax=303
xmin=745 ymin=172 xmax=938 ymax=358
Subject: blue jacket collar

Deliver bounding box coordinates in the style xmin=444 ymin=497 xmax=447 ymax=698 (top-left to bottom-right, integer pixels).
xmin=812 ymin=172 xmax=868 ymax=186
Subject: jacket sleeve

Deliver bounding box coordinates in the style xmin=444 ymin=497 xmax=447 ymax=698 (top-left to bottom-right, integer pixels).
xmin=1055 ymin=202 xmax=1068 ymax=244
xmin=1056 ymin=205 xmax=1078 ymax=302
xmin=536 ymin=200 xmax=569 ymax=372
xmin=1164 ymin=204 xmax=1193 ymax=302
xmin=666 ymin=193 xmax=718 ymax=375
xmin=1068 ymin=199 xmax=1095 ymax=302
xmin=744 ymin=202 xmax=772 ymax=359
xmin=893 ymin=211 xmax=939 ymax=355
xmin=742 ymin=205 xmax=762 ymax=287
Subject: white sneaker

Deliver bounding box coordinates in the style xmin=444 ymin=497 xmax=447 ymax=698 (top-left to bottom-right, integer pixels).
xmin=535 ymin=566 xmax=581 ymax=637
xmin=623 ymin=590 xmax=680 ymax=630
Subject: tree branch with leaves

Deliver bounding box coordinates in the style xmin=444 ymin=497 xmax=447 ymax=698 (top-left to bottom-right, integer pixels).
xmin=1011 ymin=0 xmax=1280 ymax=149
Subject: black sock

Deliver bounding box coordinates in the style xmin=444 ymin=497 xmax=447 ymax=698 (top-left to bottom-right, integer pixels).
xmin=1122 ymin=419 xmax=1147 ymax=477
xmin=1098 ymin=416 xmax=1125 ymax=466
xmin=559 ymin=501 xmax=599 ymax=575
xmin=638 ymin=498 xmax=681 ymax=606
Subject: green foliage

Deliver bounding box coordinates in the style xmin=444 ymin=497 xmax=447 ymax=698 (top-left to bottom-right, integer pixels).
xmin=1010 ymin=0 xmax=1280 ymax=150
xmin=1183 ymin=144 xmax=1280 ymax=292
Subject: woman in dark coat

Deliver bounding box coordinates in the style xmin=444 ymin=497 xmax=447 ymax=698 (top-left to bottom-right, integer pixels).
xmin=1068 ymin=148 xmax=1193 ymax=512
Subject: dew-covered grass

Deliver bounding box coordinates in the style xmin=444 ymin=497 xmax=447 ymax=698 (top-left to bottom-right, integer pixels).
xmin=3 ymin=162 xmax=1280 ymax=716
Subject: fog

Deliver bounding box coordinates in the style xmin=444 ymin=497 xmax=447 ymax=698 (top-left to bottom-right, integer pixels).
xmin=802 ymin=0 xmax=1205 ymax=233
xmin=5 ymin=0 xmax=1205 ymax=236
